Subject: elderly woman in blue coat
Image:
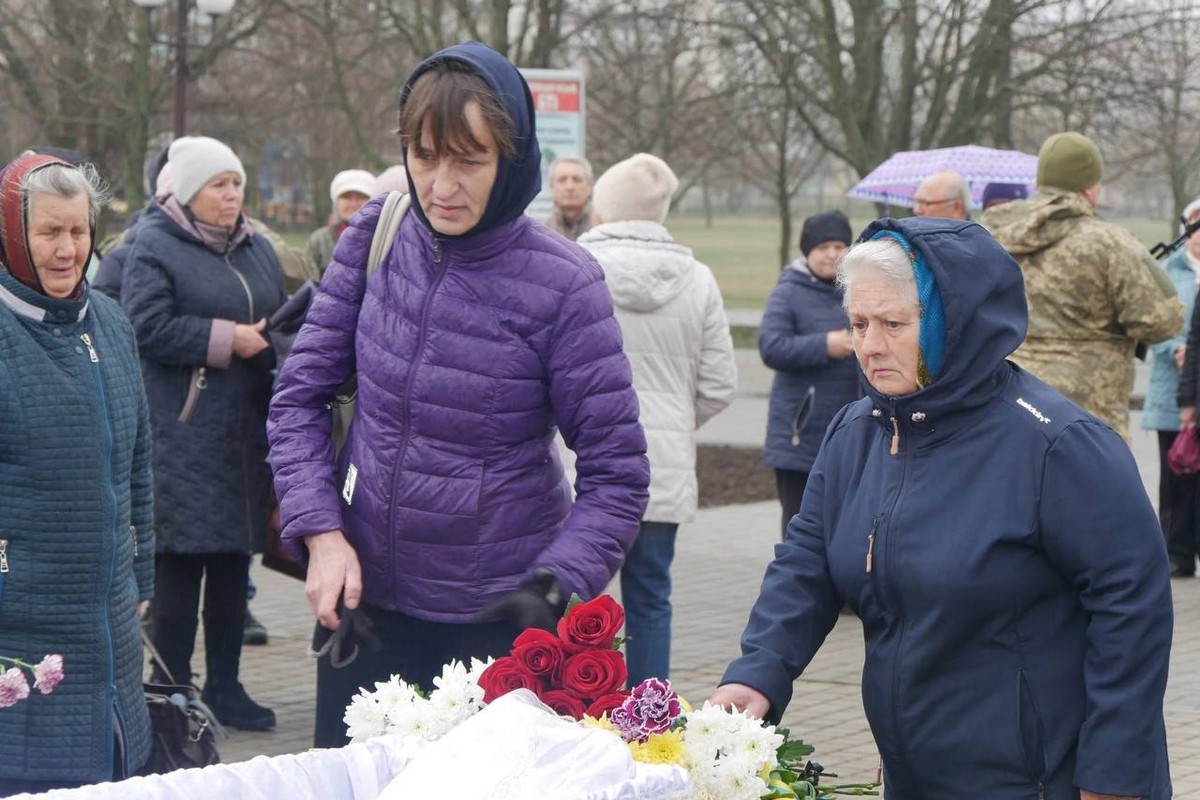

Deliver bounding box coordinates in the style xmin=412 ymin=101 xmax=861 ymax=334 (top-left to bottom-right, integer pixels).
xmin=122 ymin=136 xmax=286 ymax=733
xmin=760 ymin=210 xmax=859 ymax=535
xmin=711 ymin=217 xmax=1172 ymax=800
xmin=0 ymin=154 xmax=154 ymax=792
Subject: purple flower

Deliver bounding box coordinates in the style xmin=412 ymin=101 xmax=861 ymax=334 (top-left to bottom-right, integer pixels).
xmin=610 ymin=678 xmax=682 ymax=742
xmin=33 ymin=655 xmax=64 ymax=695
xmin=0 ymin=667 xmax=31 ymax=708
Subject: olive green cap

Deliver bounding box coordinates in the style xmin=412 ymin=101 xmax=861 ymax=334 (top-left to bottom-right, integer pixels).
xmin=1036 ymin=132 xmax=1103 ymax=192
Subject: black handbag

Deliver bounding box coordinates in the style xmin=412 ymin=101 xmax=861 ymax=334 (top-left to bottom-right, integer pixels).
xmin=139 ymin=633 xmax=225 ymax=775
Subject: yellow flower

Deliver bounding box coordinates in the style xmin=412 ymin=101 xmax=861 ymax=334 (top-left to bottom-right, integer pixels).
xmin=628 ymin=729 xmax=687 ymax=766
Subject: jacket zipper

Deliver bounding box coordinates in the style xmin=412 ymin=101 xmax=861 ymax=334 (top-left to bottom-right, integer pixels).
xmin=0 ymin=539 xmax=8 ymax=601
xmin=225 ymin=254 xmax=256 ymax=552
xmin=386 ymin=228 xmax=446 ymax=598
xmin=865 ymin=515 xmax=882 ymax=573
xmin=883 ymin=403 xmax=915 ymax=788
xmin=79 ymin=330 xmax=123 ymax=777
xmin=130 ymin=525 xmax=138 ymax=559
xmin=225 ymin=254 xmax=255 ymax=321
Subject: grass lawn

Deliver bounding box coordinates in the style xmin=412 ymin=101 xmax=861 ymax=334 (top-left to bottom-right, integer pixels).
xmin=277 ymin=211 xmax=1183 ymax=312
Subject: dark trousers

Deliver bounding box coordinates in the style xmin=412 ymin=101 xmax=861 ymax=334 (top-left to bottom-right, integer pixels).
xmin=1158 ymin=431 xmax=1200 ymax=573
xmin=775 ymin=468 xmax=810 ymax=538
xmin=313 ymin=604 xmax=520 ymax=748
xmin=149 ymin=553 xmax=250 ymax=687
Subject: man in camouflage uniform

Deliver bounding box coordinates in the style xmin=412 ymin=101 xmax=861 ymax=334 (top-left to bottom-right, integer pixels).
xmin=983 ymin=132 xmax=1184 ymax=441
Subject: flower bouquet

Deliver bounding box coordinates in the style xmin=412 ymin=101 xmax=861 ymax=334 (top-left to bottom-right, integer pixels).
xmin=345 ymin=596 xmax=877 ymax=799
xmin=0 ymin=653 xmax=64 ymax=708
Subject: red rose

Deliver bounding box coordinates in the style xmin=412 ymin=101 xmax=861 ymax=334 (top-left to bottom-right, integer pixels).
xmin=478 ymin=656 xmax=546 ymax=704
xmin=586 ymin=691 xmax=630 ymax=720
xmin=540 ymin=689 xmax=588 ymax=719
xmin=557 ymin=595 xmax=625 ymax=652
xmin=561 ymin=648 xmax=627 ymax=702
xmin=511 ymin=628 xmax=568 ymax=680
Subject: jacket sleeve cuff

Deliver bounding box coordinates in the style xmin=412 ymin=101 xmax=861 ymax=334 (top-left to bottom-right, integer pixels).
xmin=720 ymin=655 xmax=795 ymax=725
xmin=207 ymin=319 xmax=236 ymax=368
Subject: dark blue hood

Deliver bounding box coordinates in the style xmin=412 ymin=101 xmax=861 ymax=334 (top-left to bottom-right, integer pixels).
xmin=399 ymin=41 xmax=542 ymax=239
xmin=857 ymin=216 xmax=1028 ymax=413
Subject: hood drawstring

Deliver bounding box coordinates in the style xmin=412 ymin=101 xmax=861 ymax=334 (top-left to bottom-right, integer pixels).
xmin=875 ymin=407 xmax=927 ymax=456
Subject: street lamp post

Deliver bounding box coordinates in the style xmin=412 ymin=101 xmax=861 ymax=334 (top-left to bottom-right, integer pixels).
xmin=131 ymin=0 xmax=237 ymax=137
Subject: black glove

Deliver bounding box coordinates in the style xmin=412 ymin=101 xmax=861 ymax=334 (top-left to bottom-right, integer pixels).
xmin=478 ymin=568 xmax=566 ymax=632
xmin=309 ymin=599 xmax=381 ymax=668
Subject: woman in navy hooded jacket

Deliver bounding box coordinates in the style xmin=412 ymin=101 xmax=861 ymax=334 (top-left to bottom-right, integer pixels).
xmin=267 ymin=43 xmax=649 ymax=747
xmin=712 ymin=217 xmax=1172 ymax=800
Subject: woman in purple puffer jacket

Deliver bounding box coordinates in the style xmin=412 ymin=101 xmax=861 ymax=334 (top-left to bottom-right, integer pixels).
xmin=267 ymin=42 xmax=649 ymax=747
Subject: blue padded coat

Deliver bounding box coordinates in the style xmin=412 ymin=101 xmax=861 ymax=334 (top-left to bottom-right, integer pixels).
xmin=723 ymin=217 xmax=1173 ymax=800
xmin=0 ymin=273 xmax=154 ymax=782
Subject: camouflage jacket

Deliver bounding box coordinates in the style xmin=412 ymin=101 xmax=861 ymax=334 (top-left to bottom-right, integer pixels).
xmin=983 ymin=189 xmax=1184 ymax=440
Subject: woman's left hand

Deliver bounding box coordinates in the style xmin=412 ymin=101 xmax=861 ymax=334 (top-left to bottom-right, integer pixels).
xmin=136 ymin=601 xmax=150 ymax=618
xmin=233 ymin=318 xmax=270 ymax=359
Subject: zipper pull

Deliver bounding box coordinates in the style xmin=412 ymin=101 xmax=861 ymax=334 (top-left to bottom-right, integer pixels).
xmin=432 ymin=238 xmax=443 ymax=264
xmin=866 ymin=516 xmax=881 ymax=573
xmin=889 ymin=416 xmax=900 ymax=455
xmin=80 ymin=333 xmax=99 ymax=363
xmin=0 ymin=539 xmax=8 ymax=573
xmin=196 ymin=366 xmax=208 ymax=390
xmin=131 ymin=525 xmax=138 ymax=558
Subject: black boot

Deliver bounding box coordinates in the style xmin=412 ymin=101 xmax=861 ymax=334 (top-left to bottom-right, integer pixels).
xmin=243 ymin=608 xmax=269 ymax=646
xmin=202 ymin=679 xmax=276 ymax=731
xmin=202 ymin=608 xmax=275 ymax=731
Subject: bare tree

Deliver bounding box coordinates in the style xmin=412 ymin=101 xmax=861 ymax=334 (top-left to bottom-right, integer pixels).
xmin=0 ymin=0 xmax=271 ymax=205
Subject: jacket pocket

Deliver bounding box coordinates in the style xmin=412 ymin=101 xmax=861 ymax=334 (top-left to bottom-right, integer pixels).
xmin=1018 ymin=669 xmax=1048 ymax=788
xmin=790 ymin=386 xmax=816 ymax=446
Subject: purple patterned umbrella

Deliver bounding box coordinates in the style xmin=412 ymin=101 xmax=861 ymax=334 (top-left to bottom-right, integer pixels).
xmin=846 ymin=145 xmax=1038 ymax=210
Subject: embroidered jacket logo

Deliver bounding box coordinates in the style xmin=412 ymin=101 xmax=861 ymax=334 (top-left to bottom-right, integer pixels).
xmin=1017 ymin=397 xmax=1051 ymax=424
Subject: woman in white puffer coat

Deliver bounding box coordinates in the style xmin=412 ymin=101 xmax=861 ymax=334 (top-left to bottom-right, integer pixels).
xmin=577 ymin=153 xmax=737 ymax=687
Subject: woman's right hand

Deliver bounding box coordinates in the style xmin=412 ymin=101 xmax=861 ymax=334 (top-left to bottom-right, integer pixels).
xmin=1182 ymin=405 xmax=1196 ymax=429
xmin=826 ymin=329 xmax=854 ymax=359
xmin=304 ymin=529 xmax=362 ymax=631
xmin=233 ymin=318 xmax=270 ymax=359
xmin=708 ymin=683 xmax=770 ymax=718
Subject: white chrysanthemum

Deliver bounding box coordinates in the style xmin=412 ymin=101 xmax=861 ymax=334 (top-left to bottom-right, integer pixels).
xmin=343 ymin=688 xmax=387 ymax=743
xmin=680 ymin=702 xmax=782 ymax=800
xmin=371 ymin=675 xmax=422 ymax=715
xmin=466 ymin=656 xmax=494 ymax=684
xmin=384 ymin=698 xmax=437 ymax=738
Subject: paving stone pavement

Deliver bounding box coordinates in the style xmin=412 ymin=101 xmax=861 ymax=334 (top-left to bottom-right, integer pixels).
xmin=197 ymin=353 xmax=1197 ymax=796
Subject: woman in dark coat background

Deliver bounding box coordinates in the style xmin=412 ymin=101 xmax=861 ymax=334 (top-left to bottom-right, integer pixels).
xmin=121 ymin=135 xmax=286 ymax=732
xmin=760 ymin=210 xmax=860 ymax=535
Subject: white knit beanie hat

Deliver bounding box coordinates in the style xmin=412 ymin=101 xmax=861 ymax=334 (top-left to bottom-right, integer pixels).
xmin=375 ymin=165 xmax=409 ymax=195
xmin=592 ymin=153 xmax=678 ymax=225
xmin=330 ymin=169 xmax=378 ymax=204
xmin=168 ymin=136 xmax=245 ymax=205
